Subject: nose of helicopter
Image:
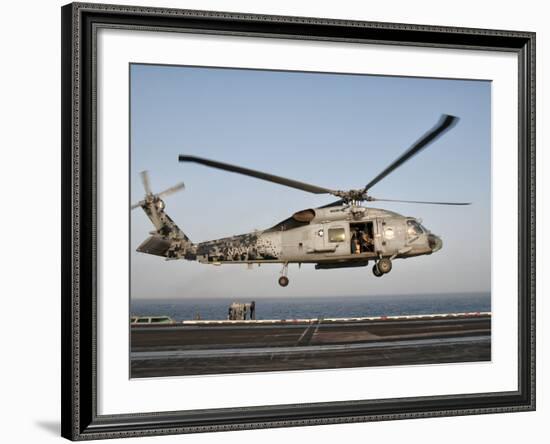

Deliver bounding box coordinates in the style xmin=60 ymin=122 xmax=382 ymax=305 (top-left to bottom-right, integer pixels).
xmin=428 ymin=234 xmax=443 ymax=252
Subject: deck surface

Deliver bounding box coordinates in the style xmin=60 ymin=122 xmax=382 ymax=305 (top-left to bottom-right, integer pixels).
xmin=130 ymin=314 xmax=491 ymax=378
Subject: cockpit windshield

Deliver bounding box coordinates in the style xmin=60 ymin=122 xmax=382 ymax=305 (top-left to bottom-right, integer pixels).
xmin=406 ymin=219 xmax=424 ymax=236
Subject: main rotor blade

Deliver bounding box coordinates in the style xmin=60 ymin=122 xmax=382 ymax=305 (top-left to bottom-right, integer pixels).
xmin=140 ymin=170 xmax=152 ymax=195
xmin=157 ymin=182 xmax=185 ymax=199
xmin=179 ymin=155 xmax=335 ymax=195
xmin=368 ymin=197 xmax=471 ymax=205
xmin=363 ymin=114 xmax=459 ymax=193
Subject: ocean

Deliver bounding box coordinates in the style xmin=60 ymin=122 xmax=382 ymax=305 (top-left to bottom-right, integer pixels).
xmin=130 ymin=292 xmax=490 ymax=321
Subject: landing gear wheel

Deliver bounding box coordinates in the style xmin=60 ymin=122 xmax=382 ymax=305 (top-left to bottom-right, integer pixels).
xmin=377 ymin=258 xmax=392 ymax=274
xmin=372 ymin=265 xmax=383 ymax=277
xmin=278 ymin=276 xmax=289 ymax=287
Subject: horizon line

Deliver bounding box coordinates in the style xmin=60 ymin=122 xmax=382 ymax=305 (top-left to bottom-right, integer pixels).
xmin=131 ymin=290 xmax=491 ymax=302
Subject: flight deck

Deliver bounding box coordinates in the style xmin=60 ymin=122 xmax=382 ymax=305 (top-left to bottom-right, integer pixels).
xmin=130 ymin=312 xmax=491 ymax=378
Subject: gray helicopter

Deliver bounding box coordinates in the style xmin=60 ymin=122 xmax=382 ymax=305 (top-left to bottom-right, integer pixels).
xmin=132 ymin=114 xmax=470 ymax=287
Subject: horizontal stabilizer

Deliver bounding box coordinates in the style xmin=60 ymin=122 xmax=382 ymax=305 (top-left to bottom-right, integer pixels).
xmin=137 ymin=236 xmax=172 ymax=257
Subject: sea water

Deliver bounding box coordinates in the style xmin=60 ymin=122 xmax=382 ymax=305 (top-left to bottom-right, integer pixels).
xmin=130 ymin=292 xmax=490 ymax=321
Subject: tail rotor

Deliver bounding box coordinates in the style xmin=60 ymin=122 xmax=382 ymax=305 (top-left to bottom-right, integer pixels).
xmin=157 ymin=182 xmax=186 ymax=199
xmin=140 ymin=170 xmax=153 ymax=195
xmin=131 ymin=171 xmax=185 ymax=230
xmin=131 ymin=171 xmax=185 ymax=209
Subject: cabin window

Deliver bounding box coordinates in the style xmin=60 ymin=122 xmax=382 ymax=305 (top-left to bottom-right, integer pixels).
xmin=407 ymin=220 xmax=424 ymax=236
xmin=328 ymin=228 xmax=346 ymax=242
xmin=136 ymin=318 xmax=149 ymax=323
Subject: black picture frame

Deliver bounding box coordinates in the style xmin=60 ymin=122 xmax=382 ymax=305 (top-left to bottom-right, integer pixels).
xmin=61 ymin=2 xmax=536 ymax=440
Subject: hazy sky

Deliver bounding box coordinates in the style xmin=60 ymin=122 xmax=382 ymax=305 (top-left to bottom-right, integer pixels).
xmin=130 ymin=63 xmax=491 ymax=299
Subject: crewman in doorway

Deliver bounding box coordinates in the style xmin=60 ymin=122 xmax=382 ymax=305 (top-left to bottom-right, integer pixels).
xmin=360 ymin=230 xmax=373 ymax=252
xmin=351 ymin=228 xmax=361 ymax=254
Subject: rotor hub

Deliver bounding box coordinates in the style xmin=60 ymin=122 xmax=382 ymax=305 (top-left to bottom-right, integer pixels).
xmin=334 ymin=189 xmax=367 ymax=202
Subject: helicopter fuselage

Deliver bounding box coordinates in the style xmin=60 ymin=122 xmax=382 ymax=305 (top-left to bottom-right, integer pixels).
xmin=183 ymin=205 xmax=442 ymax=268
xmin=135 ymin=199 xmax=443 ymax=285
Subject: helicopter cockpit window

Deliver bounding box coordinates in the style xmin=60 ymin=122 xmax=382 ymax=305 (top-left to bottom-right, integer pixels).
xmin=407 ymin=220 xmax=424 ymax=236
xmin=328 ymin=228 xmax=346 ymax=243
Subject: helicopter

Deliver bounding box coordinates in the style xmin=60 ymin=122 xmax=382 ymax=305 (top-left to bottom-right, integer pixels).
xmin=132 ymin=114 xmax=470 ymax=287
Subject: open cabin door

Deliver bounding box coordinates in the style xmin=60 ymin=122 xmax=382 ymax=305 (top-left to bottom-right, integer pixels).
xmin=349 ymin=221 xmax=375 ymax=255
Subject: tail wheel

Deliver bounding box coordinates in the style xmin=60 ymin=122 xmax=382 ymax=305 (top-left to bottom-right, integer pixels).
xmin=372 ymin=265 xmax=383 ymax=277
xmin=377 ymin=258 xmax=392 ymax=274
xmin=278 ymin=276 xmax=289 ymax=287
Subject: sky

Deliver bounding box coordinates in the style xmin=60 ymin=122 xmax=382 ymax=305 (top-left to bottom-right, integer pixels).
xmin=130 ymin=63 xmax=491 ymax=300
